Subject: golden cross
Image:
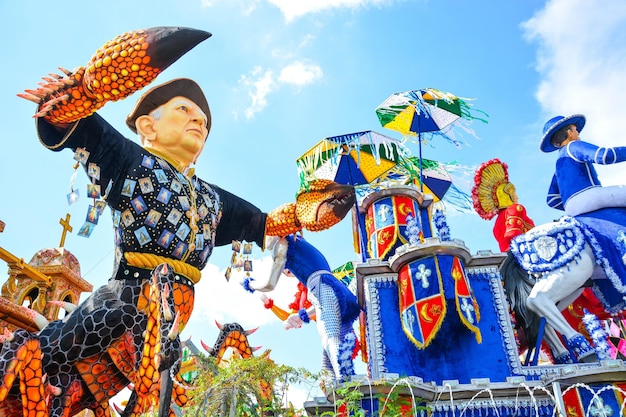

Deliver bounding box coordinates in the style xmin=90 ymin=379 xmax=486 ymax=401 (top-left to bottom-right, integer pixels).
xmin=59 ymin=214 xmax=73 ymax=248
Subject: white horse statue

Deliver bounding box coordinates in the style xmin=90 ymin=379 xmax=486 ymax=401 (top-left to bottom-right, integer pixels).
xmin=500 ymin=253 xmax=579 ymax=364
xmin=507 ymin=207 xmax=626 ymax=363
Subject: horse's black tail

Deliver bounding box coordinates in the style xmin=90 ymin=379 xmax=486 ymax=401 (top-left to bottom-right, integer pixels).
xmin=500 ymin=251 xmax=542 ymax=350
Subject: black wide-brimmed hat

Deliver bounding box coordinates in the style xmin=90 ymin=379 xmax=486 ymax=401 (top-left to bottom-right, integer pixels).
xmin=126 ymin=78 xmax=211 ymax=134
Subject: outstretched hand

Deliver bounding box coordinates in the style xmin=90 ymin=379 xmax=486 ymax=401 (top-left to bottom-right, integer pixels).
xmin=285 ymin=313 xmax=304 ymax=330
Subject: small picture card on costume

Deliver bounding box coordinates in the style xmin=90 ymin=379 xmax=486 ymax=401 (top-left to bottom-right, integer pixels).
xmin=202 ymin=192 xmax=215 ymax=208
xmin=170 ymin=180 xmax=182 ymax=194
xmin=157 ymin=230 xmax=174 ymax=248
xmin=86 ymin=205 xmax=99 ymax=225
xmin=121 ymin=209 xmax=135 ymax=227
xmin=176 ymin=223 xmax=191 ymax=241
xmin=198 ymin=204 xmax=208 ymax=219
xmin=178 ymin=196 xmax=190 ymax=211
xmin=112 ymin=210 xmax=121 ymax=227
xmin=94 ymin=200 xmax=106 ymax=215
xmin=154 ymin=169 xmax=168 ymax=184
xmin=87 ymin=163 xmax=100 ymax=180
xmin=172 ymin=241 xmax=187 ymax=259
xmin=244 ymin=260 xmax=253 ymax=272
xmin=155 ymin=157 xmax=170 ymax=171
xmin=73 ymin=147 xmax=90 ymax=164
xmin=231 ymin=240 xmax=242 ymax=252
xmin=138 ymin=177 xmax=155 ymax=194
xmin=203 ymin=223 xmax=212 ymax=239
xmin=234 ymin=257 xmax=244 ymax=269
xmin=121 ymin=179 xmax=137 ymax=198
xmin=141 ymin=155 xmax=155 ymax=169
xmin=130 ymin=196 xmax=148 ymax=214
xmin=200 ymin=245 xmax=210 ymax=262
xmin=195 ymin=233 xmax=204 ymax=250
xmin=176 ymin=173 xmax=189 ymax=184
xmin=67 ymin=189 xmax=79 ymax=205
xmin=77 ymin=222 xmax=95 ymax=238
xmin=144 ymin=209 xmax=162 ymax=228
xmin=114 ymin=226 xmax=122 ymax=245
xmin=134 ymin=226 xmax=152 ymax=246
xmin=243 ymin=242 xmax=253 ymax=255
xmin=166 ymin=208 xmax=182 ymax=225
xmin=225 ymin=267 xmax=232 ymax=281
xmin=87 ymin=183 xmax=101 ymax=199
xmin=157 ymin=188 xmax=172 ymax=205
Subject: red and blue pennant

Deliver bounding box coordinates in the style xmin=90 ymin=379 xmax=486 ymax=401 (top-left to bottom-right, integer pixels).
xmin=398 ymin=256 xmax=445 ymax=348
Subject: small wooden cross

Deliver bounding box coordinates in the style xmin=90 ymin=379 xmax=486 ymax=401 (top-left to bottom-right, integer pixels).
xmin=59 ymin=214 xmax=73 ymax=248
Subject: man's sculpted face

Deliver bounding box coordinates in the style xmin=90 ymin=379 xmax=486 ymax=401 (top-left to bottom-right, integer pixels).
xmin=145 ymin=96 xmax=209 ymax=167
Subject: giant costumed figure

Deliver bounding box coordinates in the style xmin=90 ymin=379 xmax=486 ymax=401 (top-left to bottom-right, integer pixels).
xmin=245 ymin=235 xmax=361 ymax=381
xmin=0 ymin=27 xmax=355 ymax=417
xmin=504 ymin=114 xmax=626 ymax=363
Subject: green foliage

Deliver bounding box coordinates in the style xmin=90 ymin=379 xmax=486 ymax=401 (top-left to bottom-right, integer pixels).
xmin=318 ymin=379 xmax=429 ymax=417
xmin=141 ymin=352 xmax=429 ymax=417
xmin=186 ymin=350 xmax=309 ymax=416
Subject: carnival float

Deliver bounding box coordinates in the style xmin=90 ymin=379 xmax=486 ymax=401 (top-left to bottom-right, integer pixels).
xmin=1 ymin=26 xmax=626 ymax=417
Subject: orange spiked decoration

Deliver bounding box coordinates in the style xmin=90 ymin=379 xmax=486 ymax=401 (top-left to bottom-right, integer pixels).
xmin=201 ymin=322 xmax=261 ymax=365
xmin=19 ymin=26 xmax=211 ymax=125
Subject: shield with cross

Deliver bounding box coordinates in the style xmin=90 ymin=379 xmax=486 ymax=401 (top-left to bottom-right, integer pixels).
xmin=398 ymin=255 xmax=446 ymax=348
xmin=365 ymin=194 xmax=422 ymax=260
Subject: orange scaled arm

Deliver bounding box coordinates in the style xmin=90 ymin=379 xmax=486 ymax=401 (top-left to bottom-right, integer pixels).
xmin=18 ymin=27 xmax=211 ymax=125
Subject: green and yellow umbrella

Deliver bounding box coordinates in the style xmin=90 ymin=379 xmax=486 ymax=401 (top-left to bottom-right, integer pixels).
xmin=376 ymin=88 xmax=488 ymax=146
xmin=376 ymin=88 xmax=488 ymax=192
xmin=296 ymin=130 xmax=409 ymax=187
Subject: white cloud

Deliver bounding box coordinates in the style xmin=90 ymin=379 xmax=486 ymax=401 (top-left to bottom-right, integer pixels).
xmin=279 ymin=62 xmax=323 ymax=87
xmin=239 ymin=66 xmax=276 ymax=119
xmin=238 ymin=61 xmax=323 ymax=119
xmin=186 ymin=255 xmax=300 ymax=331
xmin=267 ymin=0 xmax=393 ymax=23
xmin=522 ymin=0 xmax=626 ymax=183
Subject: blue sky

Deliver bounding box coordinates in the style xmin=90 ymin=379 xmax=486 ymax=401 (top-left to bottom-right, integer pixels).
xmin=2 ymin=0 xmax=626 ymax=408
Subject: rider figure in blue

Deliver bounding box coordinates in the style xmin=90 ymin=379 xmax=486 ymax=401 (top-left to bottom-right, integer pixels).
xmin=539 ymin=114 xmax=626 ymax=360
xmin=541 ymin=114 xmax=626 ymax=216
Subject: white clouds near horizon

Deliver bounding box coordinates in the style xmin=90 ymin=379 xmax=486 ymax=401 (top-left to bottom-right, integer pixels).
xmin=522 ymin=0 xmax=626 ymax=184
xmin=267 ymin=0 xmax=395 ymax=22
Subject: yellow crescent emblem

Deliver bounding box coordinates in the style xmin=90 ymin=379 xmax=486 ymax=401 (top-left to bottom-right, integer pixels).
xmin=399 ymin=202 xmax=412 ymax=217
xmin=378 ymin=230 xmax=392 ymax=245
xmin=420 ymin=303 xmax=433 ymax=323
